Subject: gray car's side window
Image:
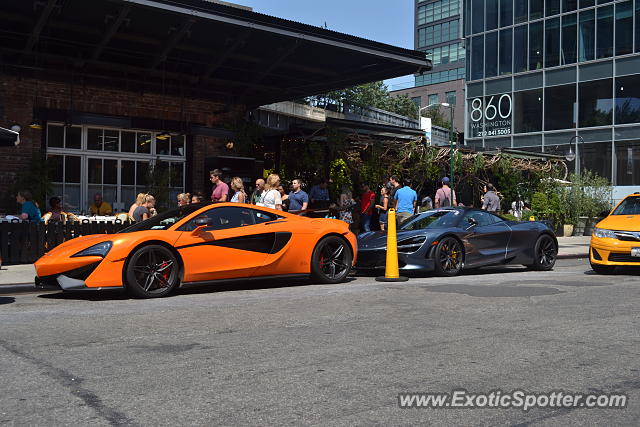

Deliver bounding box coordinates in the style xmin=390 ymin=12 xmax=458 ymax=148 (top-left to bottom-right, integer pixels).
xmin=464 ymin=211 xmax=496 ymax=227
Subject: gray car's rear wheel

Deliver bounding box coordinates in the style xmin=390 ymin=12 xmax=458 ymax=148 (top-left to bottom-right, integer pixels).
xmin=125 ymin=245 xmax=180 ymax=298
xmin=527 ymin=234 xmax=557 ymax=271
xmin=433 ymin=237 xmax=463 ymax=277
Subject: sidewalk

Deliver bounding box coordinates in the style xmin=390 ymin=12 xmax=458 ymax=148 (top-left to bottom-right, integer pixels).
xmin=0 ymin=236 xmax=591 ymax=289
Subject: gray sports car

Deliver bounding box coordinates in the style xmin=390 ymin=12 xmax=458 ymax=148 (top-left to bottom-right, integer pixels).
xmin=356 ymin=207 xmax=558 ymax=276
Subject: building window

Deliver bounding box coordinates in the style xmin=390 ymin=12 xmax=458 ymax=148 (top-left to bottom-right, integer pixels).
xmin=596 ymin=5 xmax=614 ymax=59
xmin=471 ymin=35 xmax=484 ymax=80
xmin=561 ymin=13 xmax=577 ymax=65
xmin=499 ymin=28 xmax=512 ymax=75
xmin=485 ymin=31 xmax=498 ymax=78
xmin=545 ymin=18 xmax=560 ymax=68
xmin=544 ymin=84 xmax=577 ymax=130
xmin=47 ymin=124 xmax=81 ymax=150
xmin=446 ymin=91 xmax=457 ymax=106
xmin=513 ymin=89 xmax=543 ymax=133
xmin=615 ymin=141 xmax=640 ymax=185
xmin=579 ymin=9 xmax=595 ymax=62
xmin=46 ymin=124 xmax=185 ymax=213
xmin=529 ymin=21 xmax=543 ymax=71
xmin=615 ymin=74 xmax=640 ymax=125
xmin=499 ymin=0 xmax=513 ymax=27
xmin=486 ymin=0 xmax=498 ymax=31
xmin=411 ymin=96 xmax=422 ymax=108
xmin=582 ymin=142 xmax=612 ymax=181
xmin=615 ymin=1 xmax=633 ymax=56
xmin=418 ymin=0 xmax=460 ymax=25
xmin=514 ymin=25 xmax=528 ymax=73
xmin=578 ymin=78 xmax=613 ymax=127
xmin=562 ymin=0 xmax=577 ymax=13
xmin=531 ymin=0 xmax=544 ymax=20
xmin=415 ymin=67 xmax=465 ymax=87
xmin=636 ymin=0 xmax=640 ymax=53
xmin=425 ymin=43 xmax=465 ymax=66
xmin=514 ymin=0 xmax=528 ymax=24
xmin=418 ymin=19 xmax=460 ymax=47
xmin=428 ymin=94 xmax=439 ymax=106
xmin=546 ymin=0 xmax=560 ymax=17
xmin=472 ymin=0 xmax=485 ymax=33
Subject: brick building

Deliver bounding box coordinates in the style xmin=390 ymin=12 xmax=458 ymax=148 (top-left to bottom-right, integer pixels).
xmin=0 ymin=0 xmax=429 ymax=213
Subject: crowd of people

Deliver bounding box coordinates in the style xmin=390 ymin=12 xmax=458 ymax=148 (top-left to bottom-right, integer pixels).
xmin=14 ymin=167 xmax=526 ymax=231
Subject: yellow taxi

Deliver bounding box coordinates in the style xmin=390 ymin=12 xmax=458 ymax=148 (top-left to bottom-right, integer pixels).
xmin=590 ymin=192 xmax=640 ymax=274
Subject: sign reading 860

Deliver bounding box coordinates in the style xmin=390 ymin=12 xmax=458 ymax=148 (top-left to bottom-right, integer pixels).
xmin=470 ymin=94 xmax=512 ymax=122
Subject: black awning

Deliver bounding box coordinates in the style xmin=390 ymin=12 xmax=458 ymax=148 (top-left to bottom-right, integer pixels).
xmin=0 ymin=0 xmax=430 ymax=107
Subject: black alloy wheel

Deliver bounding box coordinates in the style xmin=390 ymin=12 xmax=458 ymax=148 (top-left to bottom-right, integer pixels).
xmin=311 ymin=236 xmax=353 ymax=284
xmin=125 ymin=245 xmax=180 ymax=298
xmin=527 ymin=234 xmax=558 ymax=271
xmin=433 ymin=237 xmax=463 ymax=277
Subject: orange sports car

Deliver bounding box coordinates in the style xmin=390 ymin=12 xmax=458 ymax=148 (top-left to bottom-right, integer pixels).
xmin=590 ymin=192 xmax=640 ymax=274
xmin=35 ymin=202 xmax=357 ymax=298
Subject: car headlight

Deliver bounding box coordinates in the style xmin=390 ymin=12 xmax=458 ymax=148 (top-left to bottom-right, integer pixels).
xmin=594 ymin=228 xmax=618 ymax=239
xmin=71 ymin=241 xmax=113 ymax=258
xmin=398 ymin=236 xmax=427 ymax=253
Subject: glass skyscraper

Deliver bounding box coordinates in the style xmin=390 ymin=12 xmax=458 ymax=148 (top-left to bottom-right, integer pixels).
xmin=392 ymin=0 xmax=466 ymax=131
xmin=464 ymin=0 xmax=640 ymax=187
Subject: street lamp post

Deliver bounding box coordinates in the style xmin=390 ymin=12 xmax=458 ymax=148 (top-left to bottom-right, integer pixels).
xmin=565 ymin=135 xmax=585 ymax=175
xmin=420 ymin=102 xmax=456 ymax=191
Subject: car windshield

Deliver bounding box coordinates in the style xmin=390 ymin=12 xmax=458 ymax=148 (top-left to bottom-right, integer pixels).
xmin=612 ymin=196 xmax=640 ymax=215
xmin=399 ymin=210 xmax=460 ymax=230
xmin=118 ymin=203 xmax=209 ymax=233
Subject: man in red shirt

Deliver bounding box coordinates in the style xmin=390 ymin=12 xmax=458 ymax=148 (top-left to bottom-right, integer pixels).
xmin=360 ymin=183 xmax=375 ymax=232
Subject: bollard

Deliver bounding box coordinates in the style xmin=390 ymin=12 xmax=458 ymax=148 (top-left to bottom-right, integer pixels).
xmin=376 ymin=208 xmax=408 ymax=282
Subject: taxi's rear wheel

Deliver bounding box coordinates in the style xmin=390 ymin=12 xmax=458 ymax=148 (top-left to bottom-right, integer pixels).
xmin=125 ymin=245 xmax=179 ymax=298
xmin=590 ymin=261 xmax=616 ymax=275
xmin=311 ymin=236 xmax=353 ymax=284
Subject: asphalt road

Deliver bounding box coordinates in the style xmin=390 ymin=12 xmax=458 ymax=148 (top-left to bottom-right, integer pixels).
xmin=1 ymin=259 xmax=639 ymax=426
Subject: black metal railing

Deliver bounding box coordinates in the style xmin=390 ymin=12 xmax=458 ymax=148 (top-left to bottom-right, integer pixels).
xmin=0 ymin=220 xmax=130 ymax=265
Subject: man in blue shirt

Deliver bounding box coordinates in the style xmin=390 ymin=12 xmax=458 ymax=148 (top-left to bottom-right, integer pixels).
xmin=394 ymin=178 xmax=417 ymax=224
xmin=288 ymin=179 xmax=309 ymax=212
xmin=309 ymin=179 xmax=330 ymax=208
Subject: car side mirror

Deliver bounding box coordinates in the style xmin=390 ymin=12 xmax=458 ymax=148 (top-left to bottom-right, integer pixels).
xmin=598 ymin=210 xmax=610 ymax=219
xmin=191 ymin=216 xmax=213 ymax=236
xmin=466 ymin=217 xmax=478 ymax=229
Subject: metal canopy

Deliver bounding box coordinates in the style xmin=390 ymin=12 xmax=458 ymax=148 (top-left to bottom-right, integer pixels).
xmin=0 ymin=0 xmax=431 ymax=107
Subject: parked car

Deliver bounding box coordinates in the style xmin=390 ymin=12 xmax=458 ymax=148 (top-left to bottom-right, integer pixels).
xmin=35 ymin=202 xmax=356 ymax=298
xmin=356 ymin=207 xmax=558 ymax=276
xmin=590 ymin=192 xmax=640 ymax=274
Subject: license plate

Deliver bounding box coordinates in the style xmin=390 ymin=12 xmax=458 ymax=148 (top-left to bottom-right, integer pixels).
xmin=632 ymin=248 xmax=640 ymax=257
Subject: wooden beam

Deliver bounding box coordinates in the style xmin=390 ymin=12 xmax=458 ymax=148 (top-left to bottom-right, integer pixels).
xmin=200 ymin=31 xmax=250 ymax=81
xmin=24 ymin=0 xmax=58 ymax=53
xmin=151 ymin=18 xmax=196 ymax=70
xmin=89 ymin=5 xmax=131 ymax=62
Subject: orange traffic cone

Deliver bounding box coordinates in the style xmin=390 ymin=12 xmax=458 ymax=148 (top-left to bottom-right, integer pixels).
xmin=376 ymin=208 xmax=408 ymax=282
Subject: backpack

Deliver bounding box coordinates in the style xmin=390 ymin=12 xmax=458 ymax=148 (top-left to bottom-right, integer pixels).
xmin=438 ymin=188 xmax=453 ymax=207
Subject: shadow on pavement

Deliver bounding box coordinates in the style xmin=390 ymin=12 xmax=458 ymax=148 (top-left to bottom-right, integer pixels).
xmin=355 ymin=265 xmax=529 ymax=279
xmin=584 ymin=266 xmax=640 ymax=276
xmin=35 ymin=277 xmax=357 ymax=301
xmin=0 ymin=296 xmax=16 ymax=305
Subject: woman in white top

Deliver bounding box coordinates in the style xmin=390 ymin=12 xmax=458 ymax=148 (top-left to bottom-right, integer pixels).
xmin=229 ymin=177 xmax=247 ymax=203
xmin=258 ymin=174 xmax=282 ymax=210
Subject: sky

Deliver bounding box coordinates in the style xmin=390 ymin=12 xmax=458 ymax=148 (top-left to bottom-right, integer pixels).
xmin=236 ymin=0 xmax=416 ymax=90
